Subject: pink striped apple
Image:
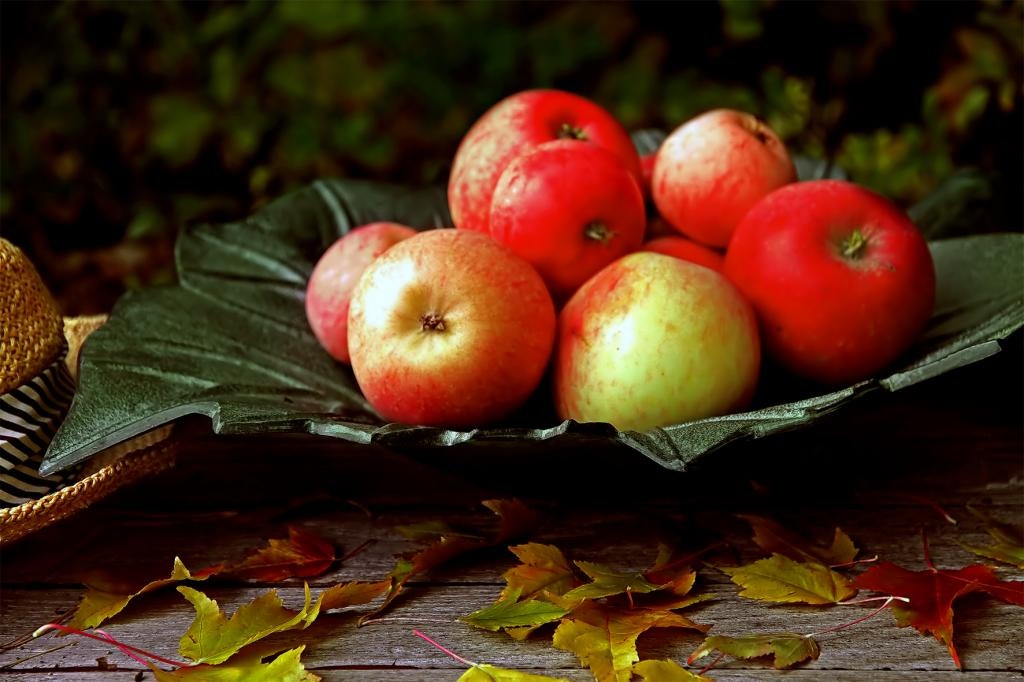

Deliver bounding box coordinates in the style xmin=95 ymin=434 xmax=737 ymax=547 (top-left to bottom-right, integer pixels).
xmin=653 ymin=109 xmax=796 ymax=248
xmin=305 ymin=222 xmax=417 ymax=363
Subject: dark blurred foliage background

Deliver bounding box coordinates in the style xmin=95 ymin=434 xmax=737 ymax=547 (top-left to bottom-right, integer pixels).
xmin=2 ymin=0 xmax=1022 ymax=315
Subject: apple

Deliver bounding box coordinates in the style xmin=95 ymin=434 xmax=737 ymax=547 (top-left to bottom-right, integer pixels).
xmin=348 ymin=229 xmax=556 ymax=428
xmin=305 ymin=221 xmax=417 ymax=363
xmin=639 ymin=151 xmax=657 ymax=201
xmin=723 ymin=179 xmax=936 ymax=385
xmin=640 ymin=236 xmax=724 ymax=273
xmin=653 ymin=109 xmax=796 ymax=248
xmin=448 ymin=89 xmax=642 ymax=234
xmin=489 ymin=139 xmax=646 ymax=301
xmin=554 ymin=252 xmax=760 ymax=432
xmin=644 ymin=215 xmax=677 ymax=241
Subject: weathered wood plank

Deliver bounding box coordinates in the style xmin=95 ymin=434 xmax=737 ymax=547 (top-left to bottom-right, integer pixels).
xmin=3 ymin=581 xmax=1021 ymax=675
xmin=4 ymin=497 xmax=1020 ymax=586
xmin=0 ymin=334 xmax=1018 ymax=680
xmin=2 ymin=672 xmax=1021 ymax=681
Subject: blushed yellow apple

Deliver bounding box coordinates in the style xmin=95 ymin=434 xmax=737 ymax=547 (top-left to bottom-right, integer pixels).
xmin=348 ymin=229 xmax=556 ymax=428
xmin=553 ymin=252 xmax=760 ymax=431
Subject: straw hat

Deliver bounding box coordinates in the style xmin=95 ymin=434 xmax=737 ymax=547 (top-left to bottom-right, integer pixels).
xmin=0 ymin=239 xmax=177 ymax=546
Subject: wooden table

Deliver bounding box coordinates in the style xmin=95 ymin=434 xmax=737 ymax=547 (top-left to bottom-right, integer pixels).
xmin=2 ymin=338 xmax=1022 ymax=680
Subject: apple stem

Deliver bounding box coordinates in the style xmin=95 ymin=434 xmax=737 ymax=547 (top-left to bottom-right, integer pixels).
xmin=420 ymin=313 xmax=447 ymax=332
xmin=841 ymin=230 xmax=868 ymax=259
xmin=584 ymin=221 xmax=614 ymax=245
xmin=557 ymin=122 xmax=588 ymax=141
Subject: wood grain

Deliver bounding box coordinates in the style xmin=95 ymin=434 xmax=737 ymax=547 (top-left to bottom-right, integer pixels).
xmin=1 ymin=341 xmax=1021 ymax=680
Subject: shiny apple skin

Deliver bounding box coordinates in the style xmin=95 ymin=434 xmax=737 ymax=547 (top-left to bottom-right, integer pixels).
xmin=305 ymin=222 xmax=417 ymax=363
xmin=554 ymin=252 xmax=760 ymax=432
xmin=489 ymin=140 xmax=645 ymax=302
xmin=653 ymin=109 xmax=796 ymax=248
xmin=449 ymin=89 xmax=642 ymax=234
xmin=348 ymin=229 xmax=556 ymax=428
xmin=723 ymin=179 xmax=937 ymax=385
xmin=640 ymin=236 xmax=724 ymax=273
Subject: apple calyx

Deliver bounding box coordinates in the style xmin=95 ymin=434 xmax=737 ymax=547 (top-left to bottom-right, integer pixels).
xmin=583 ymin=221 xmax=615 ymax=245
xmin=557 ymin=122 xmax=588 ymax=141
xmin=420 ymin=313 xmax=447 ymax=332
xmin=839 ymin=229 xmax=869 ymax=260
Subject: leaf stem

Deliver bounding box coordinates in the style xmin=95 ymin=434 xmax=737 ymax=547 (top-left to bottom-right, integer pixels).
xmin=922 ymin=527 xmax=937 ymax=572
xmin=32 ymin=623 xmax=189 ymax=668
xmin=903 ymin=495 xmax=958 ymax=525
xmin=829 ymin=555 xmax=879 ymax=569
xmin=838 ymin=595 xmax=910 ymax=606
xmin=340 ymin=539 xmax=376 ymax=563
xmin=94 ymin=629 xmax=150 ymax=667
xmin=806 ymin=596 xmax=899 ymax=638
xmin=697 ymin=651 xmax=727 ymax=676
xmin=413 ymin=630 xmax=476 ymax=667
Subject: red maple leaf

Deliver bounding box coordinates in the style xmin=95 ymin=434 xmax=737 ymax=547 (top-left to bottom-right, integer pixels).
xmin=852 ymin=531 xmax=1024 ymax=669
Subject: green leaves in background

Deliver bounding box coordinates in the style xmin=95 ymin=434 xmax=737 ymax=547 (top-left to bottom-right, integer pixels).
xmin=3 ymin=1 xmax=1020 ymax=314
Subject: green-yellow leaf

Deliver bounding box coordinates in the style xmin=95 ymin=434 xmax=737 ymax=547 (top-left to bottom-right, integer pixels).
xmin=957 ymin=505 xmax=1024 ymax=569
xmin=722 ymin=554 xmax=856 ymax=604
xmin=462 ymin=588 xmax=569 ymax=631
xmin=150 ymin=645 xmax=320 ymax=681
xmin=553 ymin=602 xmax=708 ymax=682
xmin=562 ymin=561 xmax=660 ymax=602
xmin=688 ymin=633 xmax=820 ymax=670
xmin=458 ymin=663 xmax=570 ymax=681
xmin=632 ymin=659 xmax=711 ymax=681
xmin=501 ymin=543 xmax=577 ymax=601
xmin=738 ymin=514 xmax=858 ymax=565
xmin=553 ymin=618 xmax=637 ymax=682
xmin=69 ymin=528 xmax=338 ymax=631
xmin=396 ymin=521 xmax=473 ymax=540
xmin=70 ymin=557 xmax=223 ymax=630
xmin=177 ymin=584 xmax=313 ymax=665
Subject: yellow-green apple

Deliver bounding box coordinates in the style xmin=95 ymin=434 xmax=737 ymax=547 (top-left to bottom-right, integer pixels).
xmin=653 ymin=109 xmax=796 ymax=248
xmin=448 ymin=89 xmax=642 ymax=234
xmin=305 ymin=221 xmax=417 ymax=363
xmin=723 ymin=179 xmax=936 ymax=385
xmin=554 ymin=252 xmax=760 ymax=432
xmin=348 ymin=229 xmax=556 ymax=427
xmin=640 ymin=235 xmax=724 ymax=272
xmin=489 ymin=140 xmax=645 ymax=302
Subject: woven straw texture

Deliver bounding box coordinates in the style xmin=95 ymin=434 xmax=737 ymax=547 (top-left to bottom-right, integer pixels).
xmin=0 ymin=298 xmax=179 ymax=545
xmin=0 ymin=435 xmax=177 ymax=546
xmin=0 ymin=239 xmax=64 ymax=394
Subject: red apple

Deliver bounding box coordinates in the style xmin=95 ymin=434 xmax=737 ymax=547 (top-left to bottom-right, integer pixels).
xmin=305 ymin=222 xmax=417 ymax=363
xmin=639 ymin=151 xmax=657 ymax=201
xmin=554 ymin=252 xmax=760 ymax=432
xmin=640 ymin=236 xmax=724 ymax=273
xmin=348 ymin=229 xmax=556 ymax=427
xmin=448 ymin=89 xmax=642 ymax=234
xmin=723 ymin=179 xmax=936 ymax=385
xmin=644 ymin=215 xmax=677 ymax=241
xmin=653 ymin=109 xmax=796 ymax=248
xmin=489 ymin=140 xmax=645 ymax=301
